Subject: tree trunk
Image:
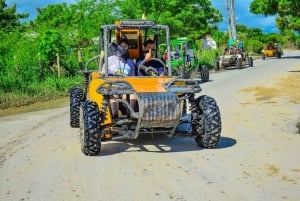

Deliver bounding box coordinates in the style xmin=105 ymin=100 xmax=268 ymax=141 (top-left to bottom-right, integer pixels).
xmin=78 ymin=49 xmax=83 ymax=70
xmin=57 ymin=53 xmax=61 ymax=78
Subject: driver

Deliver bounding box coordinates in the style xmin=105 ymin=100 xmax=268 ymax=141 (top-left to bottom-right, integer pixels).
xmin=136 ymin=39 xmax=165 ymax=76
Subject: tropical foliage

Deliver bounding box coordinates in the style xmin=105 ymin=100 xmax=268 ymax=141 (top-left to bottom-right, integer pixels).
xmin=250 ymin=0 xmax=300 ymax=32
xmin=0 ymin=0 xmax=299 ymax=109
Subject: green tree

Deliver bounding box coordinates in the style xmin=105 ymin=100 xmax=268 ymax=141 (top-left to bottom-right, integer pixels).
xmin=0 ymin=0 xmax=28 ymax=32
xmin=250 ymin=0 xmax=300 ymax=32
xmin=236 ymin=24 xmax=264 ymax=40
xmin=115 ymin=0 xmax=222 ymax=39
xmin=38 ymin=29 xmax=66 ymax=77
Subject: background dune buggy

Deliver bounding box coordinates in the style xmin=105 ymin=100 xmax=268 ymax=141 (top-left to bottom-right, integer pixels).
xmin=159 ymin=37 xmax=209 ymax=82
xmin=261 ymin=42 xmax=283 ymax=60
xmin=215 ymin=47 xmax=253 ymax=71
xmin=69 ymin=20 xmax=222 ymax=156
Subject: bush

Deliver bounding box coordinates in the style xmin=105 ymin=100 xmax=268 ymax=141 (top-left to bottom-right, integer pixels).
xmin=197 ymin=49 xmax=220 ymax=68
xmin=0 ymin=75 xmax=82 ymax=109
xmin=244 ymin=39 xmax=264 ymax=54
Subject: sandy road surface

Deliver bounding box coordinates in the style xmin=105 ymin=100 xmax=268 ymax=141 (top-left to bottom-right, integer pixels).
xmin=0 ymin=50 xmax=299 ymax=201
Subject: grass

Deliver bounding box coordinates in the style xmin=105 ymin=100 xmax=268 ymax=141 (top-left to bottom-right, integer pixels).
xmin=0 ymin=75 xmax=82 ymax=110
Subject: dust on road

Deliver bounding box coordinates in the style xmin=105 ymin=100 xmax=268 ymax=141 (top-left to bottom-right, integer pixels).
xmin=239 ymin=64 xmax=300 ymax=133
xmin=240 ymin=64 xmax=300 ymax=104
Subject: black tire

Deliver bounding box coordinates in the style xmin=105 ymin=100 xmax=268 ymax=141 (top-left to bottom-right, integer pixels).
xmin=236 ymin=58 xmax=242 ymax=69
xmin=200 ymin=65 xmax=209 ymax=82
xmin=248 ymin=57 xmax=253 ymax=67
xmin=191 ymin=95 xmax=221 ymax=148
xmin=70 ymin=87 xmax=84 ymax=128
xmin=80 ymin=100 xmax=101 ymax=156
xmin=214 ymin=61 xmax=220 ymax=72
xmin=277 ymin=51 xmax=281 ymax=58
xmin=179 ymin=66 xmax=189 ymax=79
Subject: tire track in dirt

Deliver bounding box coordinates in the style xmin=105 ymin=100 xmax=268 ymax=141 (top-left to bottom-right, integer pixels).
xmin=0 ymin=107 xmax=69 ymax=168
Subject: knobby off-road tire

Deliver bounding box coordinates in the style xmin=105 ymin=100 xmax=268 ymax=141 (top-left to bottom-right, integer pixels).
xmin=200 ymin=65 xmax=209 ymax=82
xmin=70 ymin=87 xmax=84 ymax=128
xmin=191 ymin=95 xmax=221 ymax=148
xmin=80 ymin=100 xmax=101 ymax=156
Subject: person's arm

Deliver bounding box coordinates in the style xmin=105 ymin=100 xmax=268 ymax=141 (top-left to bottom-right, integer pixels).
xmin=137 ymin=49 xmax=152 ymax=66
xmin=128 ymin=59 xmax=136 ymax=76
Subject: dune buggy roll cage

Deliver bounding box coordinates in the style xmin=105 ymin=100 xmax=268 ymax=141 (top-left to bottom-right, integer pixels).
xmin=98 ymin=20 xmax=172 ymax=76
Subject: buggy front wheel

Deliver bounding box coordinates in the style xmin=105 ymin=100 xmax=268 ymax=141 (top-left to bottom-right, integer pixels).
xmin=191 ymin=95 xmax=221 ymax=148
xmin=236 ymin=58 xmax=242 ymax=69
xmin=80 ymin=100 xmax=101 ymax=156
xmin=248 ymin=57 xmax=253 ymax=67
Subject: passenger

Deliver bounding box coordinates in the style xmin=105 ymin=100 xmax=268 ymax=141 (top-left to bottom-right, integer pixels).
xmin=106 ymin=37 xmax=135 ymax=76
xmin=136 ymin=39 xmax=165 ymax=76
xmin=105 ymin=38 xmax=136 ymax=117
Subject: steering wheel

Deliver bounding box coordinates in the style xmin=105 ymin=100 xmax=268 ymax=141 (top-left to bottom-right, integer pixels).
xmin=137 ymin=58 xmax=166 ymax=76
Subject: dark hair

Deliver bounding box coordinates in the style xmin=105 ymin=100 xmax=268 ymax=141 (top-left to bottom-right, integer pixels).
xmin=143 ymin=39 xmax=155 ymax=47
xmin=118 ymin=37 xmax=129 ymax=45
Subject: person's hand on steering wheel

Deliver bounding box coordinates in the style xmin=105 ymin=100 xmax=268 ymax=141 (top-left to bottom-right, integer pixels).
xmin=137 ymin=58 xmax=166 ymax=76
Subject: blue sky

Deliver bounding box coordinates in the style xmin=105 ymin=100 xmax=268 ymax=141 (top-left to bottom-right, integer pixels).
xmin=211 ymin=0 xmax=279 ymax=33
xmin=6 ymin=0 xmax=279 ymax=33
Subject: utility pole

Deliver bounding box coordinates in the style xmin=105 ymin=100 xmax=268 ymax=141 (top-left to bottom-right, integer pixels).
xmin=226 ymin=0 xmax=237 ymax=40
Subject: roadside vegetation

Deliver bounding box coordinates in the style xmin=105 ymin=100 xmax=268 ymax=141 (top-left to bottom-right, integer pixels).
xmin=0 ymin=0 xmax=299 ymax=109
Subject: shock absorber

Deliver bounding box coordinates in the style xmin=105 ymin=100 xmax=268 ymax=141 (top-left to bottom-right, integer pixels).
xmin=100 ymin=95 xmax=110 ymax=123
xmin=188 ymin=93 xmax=197 ymax=113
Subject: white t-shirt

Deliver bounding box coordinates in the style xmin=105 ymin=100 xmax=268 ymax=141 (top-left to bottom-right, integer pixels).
xmin=107 ymin=55 xmax=134 ymax=75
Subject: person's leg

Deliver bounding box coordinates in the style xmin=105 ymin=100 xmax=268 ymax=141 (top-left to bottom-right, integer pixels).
xmin=130 ymin=94 xmax=137 ymax=111
xmin=110 ymin=99 xmax=119 ymax=117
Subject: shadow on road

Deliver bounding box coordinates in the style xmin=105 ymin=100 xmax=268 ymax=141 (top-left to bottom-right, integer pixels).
xmin=282 ymin=55 xmax=300 ymax=59
xmin=98 ymin=134 xmax=236 ymax=156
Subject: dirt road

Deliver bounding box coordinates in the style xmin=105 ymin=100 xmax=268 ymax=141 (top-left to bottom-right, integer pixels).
xmin=1 ymin=50 xmax=299 ymax=201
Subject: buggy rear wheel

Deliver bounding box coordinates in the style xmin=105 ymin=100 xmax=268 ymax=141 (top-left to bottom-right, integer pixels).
xmin=80 ymin=100 xmax=101 ymax=156
xmin=200 ymin=65 xmax=209 ymax=82
xmin=191 ymin=95 xmax=221 ymax=148
xmin=70 ymin=87 xmax=84 ymax=128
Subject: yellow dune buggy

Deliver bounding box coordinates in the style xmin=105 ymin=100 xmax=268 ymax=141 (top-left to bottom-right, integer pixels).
xmin=261 ymin=42 xmax=283 ymax=59
xmin=69 ymin=20 xmax=222 ymax=156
